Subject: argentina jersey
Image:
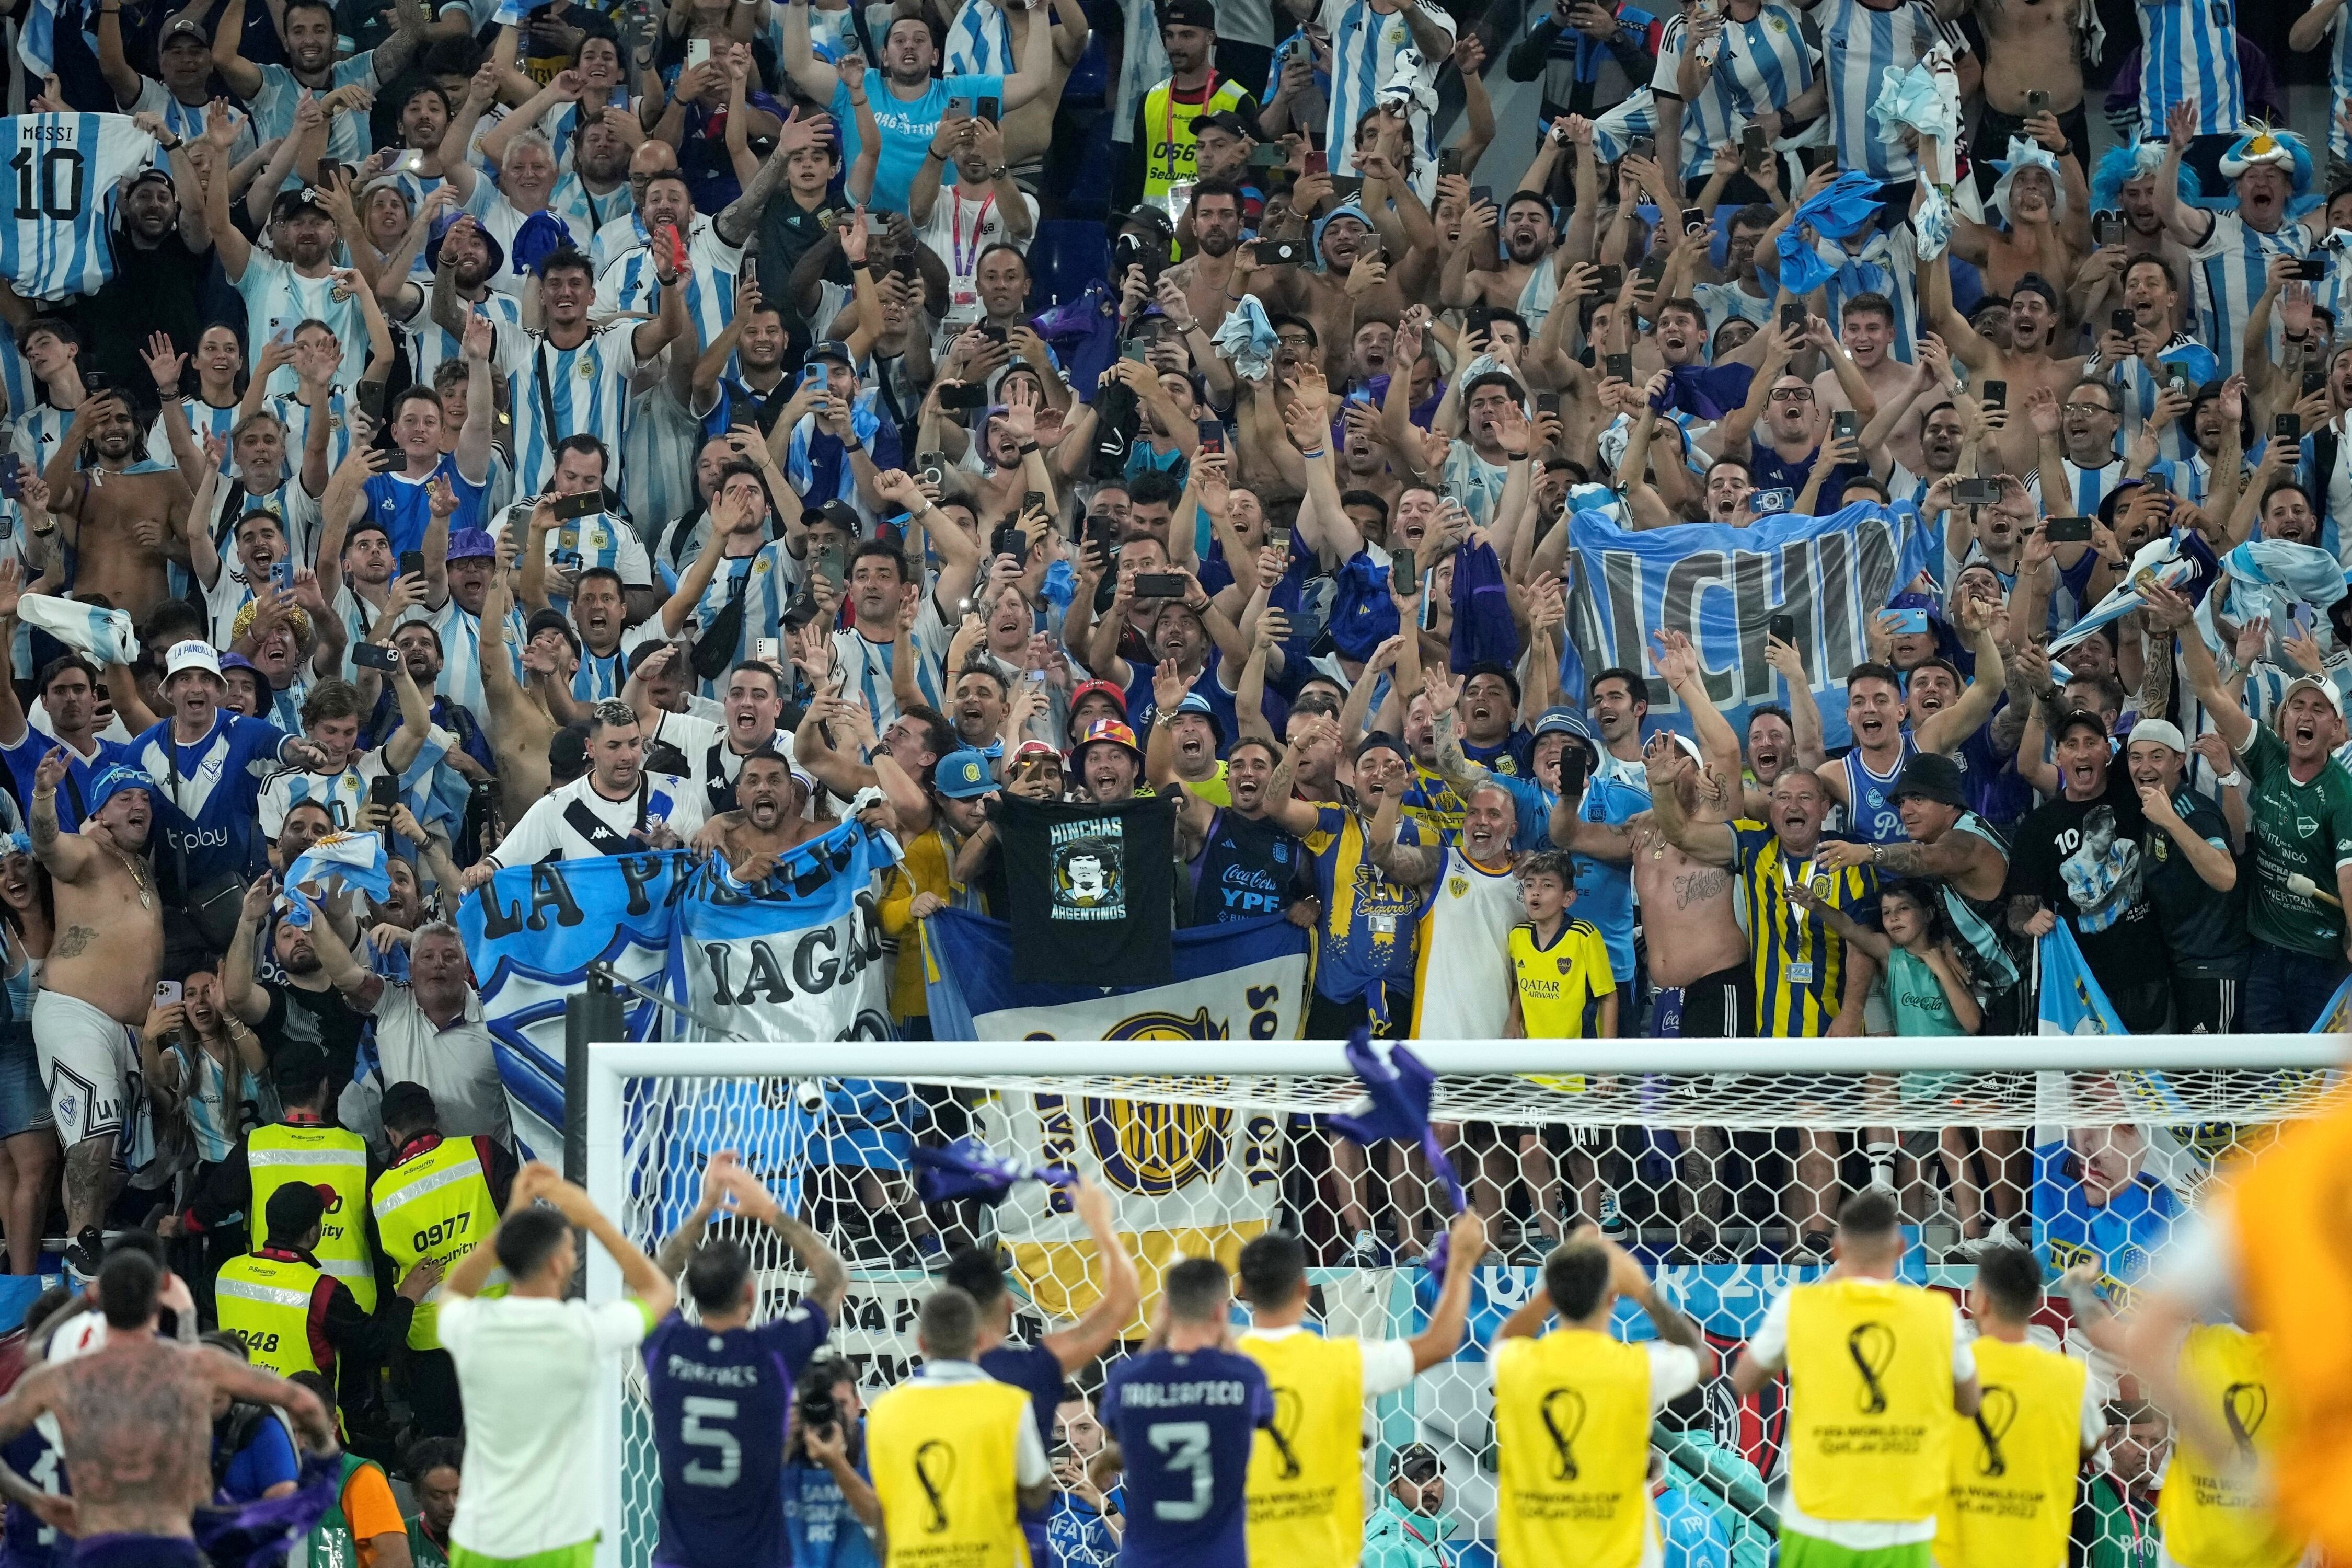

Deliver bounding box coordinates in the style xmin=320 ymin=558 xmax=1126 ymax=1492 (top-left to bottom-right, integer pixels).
xmin=271 ymin=389 xmax=357 ymax=477
xmin=1650 ymin=1 xmax=1814 ymax=182
xmin=234 ymin=254 xmax=371 ymax=397
xmin=397 ymin=285 xmax=524 ymax=390
xmin=2135 ymin=0 xmax=2241 ymax=134
xmin=0 ymin=113 xmax=158 ymax=303
xmin=2102 ymin=345 xmax=2199 ymax=464
xmin=1321 ymin=0 xmax=1452 ymax=198
xmin=256 ymin=738 xmax=446 ymax=839
xmin=145 ymin=397 xmax=241 ymax=473
xmin=2188 ymin=212 xmax=2315 ymax=374
xmin=492 ymin=319 xmax=643 ymax=498
xmin=548 ymin=172 xmax=635 ymax=249
xmin=643 ymin=1303 xmax=830 ymax=1568
xmin=686 ymin=544 xmax=795 ymax=698
xmin=1813 ymin=0 xmax=1957 ymax=181
xmin=248 ymin=59 xmax=381 ymax=164
xmin=593 ymin=215 xmax=745 ymax=355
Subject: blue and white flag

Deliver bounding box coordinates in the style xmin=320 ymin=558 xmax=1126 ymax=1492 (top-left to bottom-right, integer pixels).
xmin=18 ymin=591 xmax=135 ymax=666
xmin=2051 ymin=528 xmax=2218 ymax=660
xmin=1562 ymin=500 xmax=1935 ymax=747
xmin=457 ymin=849 xmax=691 ymax=1155
xmin=2036 ymin=923 xmax=2129 ymax=1035
xmin=282 ymin=831 xmax=390 ymax=925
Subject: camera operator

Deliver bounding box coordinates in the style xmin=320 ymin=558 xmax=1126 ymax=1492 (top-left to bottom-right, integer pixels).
xmin=785 ymin=1351 xmax=882 ymax=1568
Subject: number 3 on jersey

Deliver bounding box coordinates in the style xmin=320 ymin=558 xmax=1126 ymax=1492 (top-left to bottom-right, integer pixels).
xmin=1149 ymin=1420 xmax=1213 ymax=1521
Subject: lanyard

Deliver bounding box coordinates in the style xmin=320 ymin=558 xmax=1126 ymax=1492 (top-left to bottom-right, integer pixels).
xmin=949 ymin=189 xmax=996 ymax=280
xmin=1161 ymin=72 xmax=1216 ymax=171
xmin=1392 ymin=1512 xmax=1452 ymax=1568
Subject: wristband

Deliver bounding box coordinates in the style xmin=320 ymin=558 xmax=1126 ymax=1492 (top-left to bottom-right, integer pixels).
xmin=1296 ymin=446 xmax=1325 ymax=457
xmin=1017 ymin=441 xmax=1040 ymax=455
xmin=841 ymin=437 xmax=865 ymax=453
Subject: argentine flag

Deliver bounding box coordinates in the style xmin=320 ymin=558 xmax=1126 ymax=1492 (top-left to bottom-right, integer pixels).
xmin=283 ymin=830 xmax=393 ymax=924
xmin=2036 ymin=923 xmax=2128 ymax=1035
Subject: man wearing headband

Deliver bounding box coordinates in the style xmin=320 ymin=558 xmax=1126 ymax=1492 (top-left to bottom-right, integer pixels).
xmin=27 ymin=753 xmax=162 ymax=1279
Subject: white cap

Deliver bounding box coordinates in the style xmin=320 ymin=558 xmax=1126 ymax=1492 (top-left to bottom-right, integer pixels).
xmin=164 ymin=639 xmax=221 ymax=679
xmin=2126 ymin=719 xmax=2187 ymax=753
xmin=2284 ymin=675 xmax=2347 ymax=718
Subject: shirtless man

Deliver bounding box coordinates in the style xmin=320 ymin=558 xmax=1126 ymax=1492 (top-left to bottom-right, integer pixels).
xmin=1923 ymin=249 xmax=2086 ymax=476
xmin=1951 ymin=116 xmax=2090 ymax=298
xmin=28 ymin=754 xmax=164 ymax=1279
xmin=40 ymin=394 xmax=193 ymax=623
xmin=1971 ymin=0 xmax=2093 ymax=179
xmin=0 ymin=1246 xmax=339 ymax=1564
xmin=1815 ymin=296 xmax=1934 ymax=476
xmin=1162 ymin=183 xmax=1254 ymax=338
xmin=718 ymin=751 xmax=828 ymax=881
xmin=478 ymin=541 xmax=556 ymax=818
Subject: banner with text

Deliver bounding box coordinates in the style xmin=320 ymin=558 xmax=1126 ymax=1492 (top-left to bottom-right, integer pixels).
xmin=924 ymin=908 xmax=1309 ymax=1326
xmin=1564 ymin=500 xmax=1935 ymax=748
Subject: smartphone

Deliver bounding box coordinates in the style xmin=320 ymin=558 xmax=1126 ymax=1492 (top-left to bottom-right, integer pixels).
xmin=1254 ymin=239 xmax=1305 ymax=266
xmin=391 ymin=149 xmax=425 ymax=176
xmin=1249 ymin=142 xmax=1288 ymax=168
xmin=154 ymin=981 xmax=182 ymax=1007
xmin=1603 ymin=352 xmax=1633 ymax=383
xmin=684 ymin=37 xmax=709 ymax=67
xmin=2046 ymin=515 xmax=2093 ymax=543
xmin=1741 ymin=125 xmax=1766 ymax=168
xmin=270 ymin=559 xmax=294 ymax=592
xmin=1886 ymin=608 xmax=1929 ymax=635
xmin=976 ymin=96 xmax=1000 ymax=124
xmin=2109 ymin=308 xmax=2136 ymax=338
xmin=1536 ymin=390 xmax=1561 ymax=418
xmin=937 ymin=381 xmax=990 ymax=411
xmin=1636 ymin=257 xmax=1667 ymax=289
xmin=552 ymin=490 xmax=603 ymax=521
xmin=1767 ymin=610 xmax=1796 ymax=644
xmin=1830 ymin=410 xmax=1859 ymax=442
xmin=1952 ymin=477 xmax=2001 ymax=505
xmin=917 ymin=449 xmax=946 ymax=487
xmin=1196 ymin=419 xmax=1226 ymax=455
xmin=356 ymin=379 xmax=387 ymax=424
xmin=754 ymin=637 xmax=779 ymax=666
xmin=1419 ymin=567 xmax=1438 ymax=631
xmin=1752 ymin=487 xmax=1793 ymax=513
xmin=1980 ymin=380 xmax=2007 ymax=410
xmin=1627 ymin=136 xmax=1655 ymax=161
xmin=1680 ymin=206 xmax=1706 ymax=236
xmin=2142 ymin=470 xmax=2171 ymax=498
xmin=1468 ymin=184 xmax=1493 ymax=207
xmin=1020 ymin=489 xmax=1047 ymax=517
xmin=81 ymin=371 xmax=108 ymax=394
xmin=0 ymin=464 xmax=19 ymax=501
xmin=1328 ymin=175 xmax=1364 ymax=200
xmin=990 ymin=524 xmax=1028 ymax=560
xmin=367 ymin=773 xmax=400 ymax=810
xmin=946 ymin=96 xmax=971 ymax=120
xmin=2297 ymin=255 xmax=2328 ymax=282
xmin=1438 ymin=147 xmax=1463 ymax=178
xmin=1305 ymin=149 xmax=1329 ymax=177
xmin=806 ymin=362 xmax=832 ymax=393
xmin=2276 ymin=412 xmax=2304 ymax=443
xmin=666 ymin=223 xmax=688 ymax=275
xmin=1270 ymin=523 xmax=1294 ymax=557
xmin=2093 ymin=210 xmax=2122 ymax=249
xmin=397 ymin=549 xmax=425 ymax=580
xmin=2305 ymin=368 xmax=2330 ymax=398
xmin=812 ymin=542 xmax=847 ymax=589
xmin=1133 ymin=572 xmax=1187 ymax=599
xmin=977 ymin=322 xmax=1009 ymax=345
xmin=2024 ymin=89 xmax=2050 ymax=112
xmin=351 ymin=642 xmax=399 ymax=671
xmin=1779 ymin=302 xmax=1805 ymax=331
xmin=1594 ymin=263 xmax=1623 ymax=296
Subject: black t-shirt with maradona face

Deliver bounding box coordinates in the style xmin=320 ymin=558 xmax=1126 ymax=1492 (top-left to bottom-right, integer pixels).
xmin=2003 ymin=765 xmax=2169 ymax=1005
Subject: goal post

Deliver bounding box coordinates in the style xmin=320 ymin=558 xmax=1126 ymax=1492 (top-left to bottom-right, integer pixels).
xmin=580 ymin=1034 xmax=2348 ymax=1568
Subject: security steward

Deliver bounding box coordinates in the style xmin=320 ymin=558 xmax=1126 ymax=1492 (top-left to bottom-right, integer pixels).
xmin=214 ymin=1182 xmax=439 ymax=1403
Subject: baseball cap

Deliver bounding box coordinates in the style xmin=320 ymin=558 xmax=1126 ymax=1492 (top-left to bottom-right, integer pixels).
xmin=2284 ymin=674 xmax=2346 ymax=718
xmin=1012 ymin=739 xmax=1063 ymax=766
xmin=129 ymin=166 xmax=175 ymax=194
xmin=1069 ymin=678 xmax=1128 ymax=718
xmin=549 ymin=724 xmax=590 ymax=781
xmin=1170 ymin=690 xmax=1225 ymax=747
xmin=1389 ymin=1443 xmax=1443 ymax=1483
xmin=446 ymin=527 xmax=497 ymax=561
xmin=264 ymin=1181 xmax=326 ymax=1242
xmin=1356 ymin=731 xmax=1408 ymax=764
xmin=1193 ymin=110 xmax=1252 ymax=142
xmin=1887 ymin=752 xmax=1967 ymax=810
xmin=935 ymin=750 xmax=998 ymax=799
xmin=1071 ymin=719 xmax=1144 ymax=763
xmin=165 ymin=639 xmax=221 ymax=679
xmin=809 ymin=338 xmax=857 ymax=367
xmin=526 ymin=608 xmax=581 ymax=654
xmin=1532 ymin=706 xmax=1598 ymax=746
xmin=426 ymin=210 xmax=506 ymax=276
xmin=270 ymin=186 xmax=331 ymax=224
xmin=2055 ymin=708 xmax=2110 ymax=743
xmin=2126 ymin=719 xmax=2188 ymax=753
xmin=378 ymin=1081 xmax=439 ymax=1132
xmin=1119 ymin=205 xmax=1176 ymax=241
xmin=2010 ymin=272 xmax=2061 ymax=310
xmin=218 ymin=651 xmax=259 ymax=677
xmin=1160 ymin=0 xmax=1215 ymax=27
xmin=159 ymin=15 xmax=208 ymax=45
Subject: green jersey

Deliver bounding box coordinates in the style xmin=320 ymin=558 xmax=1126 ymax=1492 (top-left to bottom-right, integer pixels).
xmin=2242 ymin=725 xmax=2352 ymax=955
xmin=408 ymin=1515 xmax=452 ymax=1568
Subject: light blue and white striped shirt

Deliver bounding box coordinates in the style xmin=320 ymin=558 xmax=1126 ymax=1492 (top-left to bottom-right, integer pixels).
xmin=1649 ymin=2 xmax=1816 ymax=185
xmin=144 ymin=397 xmax=243 ymax=475
xmin=415 ymin=593 xmax=528 ymax=726
xmin=2134 ymin=0 xmax=2242 ymax=136
xmin=829 ymin=590 xmax=952 ymax=729
xmin=0 ymin=113 xmax=158 ymax=304
xmin=1320 ymin=0 xmax=1454 ymax=200
xmin=2188 ymin=211 xmax=2316 ymax=374
xmin=270 ymin=389 xmax=355 ymax=478
xmin=2327 ymin=8 xmax=2352 ymax=167
xmin=1818 ymin=228 xmax=1921 ymax=363
xmin=592 ymin=214 xmax=745 ymax=358
xmin=1813 ymin=0 xmax=1960 ymax=182
xmin=2097 ymin=341 xmax=2200 ymax=465
xmin=395 ymin=286 xmax=525 ymax=394
xmin=248 ymin=59 xmax=383 ymax=166
xmin=130 ymin=79 xmax=258 ymax=162
xmin=491 ymin=319 xmax=645 ymax=499
xmin=683 ymin=542 xmax=796 ymax=699
xmin=943 ymin=0 xmax=1012 ymax=75
xmin=234 ymin=255 xmax=372 ymax=398
xmin=548 ymin=173 xmax=636 ymax=253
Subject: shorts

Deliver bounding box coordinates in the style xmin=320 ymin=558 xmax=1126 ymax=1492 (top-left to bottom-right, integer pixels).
xmin=1777 ymin=1531 xmax=1933 ymax=1568
xmin=452 ymin=1543 xmax=598 ymax=1568
xmin=2172 ymin=973 xmax=2243 ymax=1035
xmin=0 ymin=1021 xmax=51 ymax=1138
xmin=33 ymin=991 xmax=136 ymax=1148
xmin=75 ymin=1535 xmax=201 ymax=1567
xmin=1675 ymin=963 xmax=1753 ymax=1039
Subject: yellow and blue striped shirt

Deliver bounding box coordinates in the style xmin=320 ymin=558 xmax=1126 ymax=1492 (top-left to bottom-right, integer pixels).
xmin=1728 ymin=823 xmax=1880 ymax=1037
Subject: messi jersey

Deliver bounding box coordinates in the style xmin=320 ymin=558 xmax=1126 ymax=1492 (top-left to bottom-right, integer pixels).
xmin=1100 ymin=1346 xmax=1270 ymax=1568
xmin=643 ymin=1301 xmax=832 ymax=1567
xmin=0 ymin=114 xmax=157 ymax=303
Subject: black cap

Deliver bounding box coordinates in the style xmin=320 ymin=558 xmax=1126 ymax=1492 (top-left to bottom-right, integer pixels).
xmin=266 ymin=1180 xmax=326 ymax=1243
xmin=270 ymin=1043 xmax=331 ymax=1094
xmin=550 ymin=723 xmax=590 ymax=781
xmin=1356 ymin=731 xmax=1408 ymax=764
xmin=379 ymin=1081 xmax=439 ymax=1134
xmin=1193 ymin=110 xmax=1252 ymax=142
xmin=2056 ymin=708 xmax=2110 ymax=743
xmin=271 ymin=186 xmax=331 ymax=223
xmin=1389 ymin=1443 xmax=1442 ymax=1482
xmin=627 ymin=640 xmax=675 ymax=676
xmin=1160 ymin=0 xmax=1216 ymax=29
xmin=2011 ymin=271 xmax=2061 ymax=309
xmin=1887 ymin=752 xmax=1967 ymax=810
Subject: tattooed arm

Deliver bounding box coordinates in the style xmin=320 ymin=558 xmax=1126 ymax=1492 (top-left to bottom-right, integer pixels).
xmin=202 ymin=1347 xmax=339 ymax=1454
xmin=27 ymin=750 xmax=97 ymax=882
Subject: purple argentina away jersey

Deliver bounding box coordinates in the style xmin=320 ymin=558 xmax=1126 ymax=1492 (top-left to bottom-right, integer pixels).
xmin=644 ymin=1301 xmax=831 ymax=1566
xmin=1100 ymin=1346 xmax=1270 ymax=1568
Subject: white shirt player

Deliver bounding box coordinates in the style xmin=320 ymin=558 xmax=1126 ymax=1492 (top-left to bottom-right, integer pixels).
xmin=1408 ymin=840 xmax=1523 ymax=1040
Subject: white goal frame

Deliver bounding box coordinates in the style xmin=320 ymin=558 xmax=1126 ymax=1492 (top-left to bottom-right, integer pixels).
xmin=578 ymin=1033 xmax=2348 ymax=1568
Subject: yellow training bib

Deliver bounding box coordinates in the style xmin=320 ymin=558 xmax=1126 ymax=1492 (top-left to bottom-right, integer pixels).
xmin=1784 ymin=1278 xmax=1955 ymax=1523
xmin=2156 ymin=1325 xmax=2304 ymax=1568
xmin=1934 ymin=1335 xmax=2086 ymax=1568
xmin=1492 ymin=1329 xmax=1652 ymax=1568
xmin=867 ymin=1377 xmax=1034 ymax=1568
xmin=1237 ymin=1330 xmax=1363 ymax=1568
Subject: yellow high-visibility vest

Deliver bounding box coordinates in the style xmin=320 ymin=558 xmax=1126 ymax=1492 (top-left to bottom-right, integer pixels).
xmin=249 ymin=1122 xmax=374 ymax=1312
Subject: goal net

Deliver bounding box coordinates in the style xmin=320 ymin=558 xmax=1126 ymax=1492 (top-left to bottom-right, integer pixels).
xmin=580 ymin=1035 xmax=2344 ymax=1568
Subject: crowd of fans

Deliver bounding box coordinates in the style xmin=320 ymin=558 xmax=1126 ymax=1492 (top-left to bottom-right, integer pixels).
xmin=0 ymin=0 xmax=2319 ymax=1553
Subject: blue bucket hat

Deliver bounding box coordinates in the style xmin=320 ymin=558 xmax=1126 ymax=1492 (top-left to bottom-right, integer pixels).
xmin=425 ymin=210 xmax=506 ymax=278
